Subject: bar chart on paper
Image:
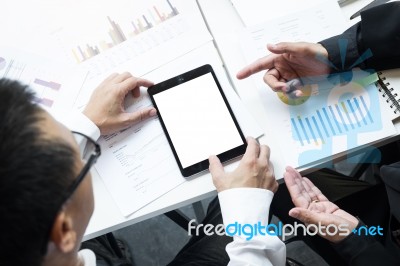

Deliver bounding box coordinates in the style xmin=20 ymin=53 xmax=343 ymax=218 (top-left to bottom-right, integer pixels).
xmin=0 ymin=47 xmax=86 ymax=115
xmin=1 ymin=57 xmax=61 ymax=108
xmin=70 ymin=0 xmax=180 ymax=63
xmin=50 ymin=0 xmax=212 ymax=109
xmin=268 ymin=71 xmax=397 ymax=168
xmin=290 ymin=95 xmax=375 ymax=147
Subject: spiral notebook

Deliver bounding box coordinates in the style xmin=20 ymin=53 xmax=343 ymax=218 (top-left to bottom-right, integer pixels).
xmin=376 ymin=69 xmax=400 ymax=120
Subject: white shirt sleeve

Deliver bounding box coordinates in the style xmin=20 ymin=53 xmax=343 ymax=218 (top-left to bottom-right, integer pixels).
xmin=78 ymin=249 xmax=97 ymax=266
xmin=218 ymin=188 xmax=286 ymax=266
xmin=57 ymin=110 xmax=101 ymax=141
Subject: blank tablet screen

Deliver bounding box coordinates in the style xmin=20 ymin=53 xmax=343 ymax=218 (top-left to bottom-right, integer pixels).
xmin=153 ymin=72 xmax=244 ymax=168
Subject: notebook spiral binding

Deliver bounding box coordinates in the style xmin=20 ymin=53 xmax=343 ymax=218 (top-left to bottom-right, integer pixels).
xmin=377 ymin=71 xmax=400 ymax=114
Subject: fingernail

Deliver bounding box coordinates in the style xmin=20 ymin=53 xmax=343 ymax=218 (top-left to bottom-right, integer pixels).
xmin=289 ymin=209 xmax=299 ymax=218
xmin=150 ymin=108 xmax=157 ymax=116
xmin=269 ymin=43 xmax=278 ymax=49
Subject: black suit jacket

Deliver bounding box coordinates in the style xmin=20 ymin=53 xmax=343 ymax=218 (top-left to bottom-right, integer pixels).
xmin=381 ymin=162 xmax=400 ymax=222
xmin=320 ymin=2 xmax=400 ymax=72
xmin=319 ymin=3 xmax=400 ymax=265
xmin=329 ymin=163 xmax=400 ymax=265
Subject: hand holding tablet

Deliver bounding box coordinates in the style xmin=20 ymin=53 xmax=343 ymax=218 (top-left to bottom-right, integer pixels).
xmin=148 ymin=64 xmax=247 ymax=177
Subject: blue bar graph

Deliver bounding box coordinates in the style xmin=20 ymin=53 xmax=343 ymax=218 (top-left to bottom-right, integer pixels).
xmin=329 ymin=105 xmax=342 ymax=134
xmin=291 ymin=118 xmax=304 ymax=146
xmin=341 ymin=102 xmax=355 ymax=129
xmin=291 ymin=95 xmax=376 ymax=146
xmin=312 ymin=116 xmax=325 ymax=144
xmin=316 ymin=110 xmax=329 ymax=138
xmin=305 ymin=117 xmax=318 ymax=145
xmin=297 ymin=116 xmax=310 ymax=144
xmin=322 ymin=107 xmax=335 ymax=136
xmin=360 ymin=95 xmax=374 ymax=123
xmin=354 ymin=98 xmax=368 ymax=125
xmin=335 ymin=104 xmax=348 ymax=131
xmin=347 ymin=99 xmax=361 ymax=127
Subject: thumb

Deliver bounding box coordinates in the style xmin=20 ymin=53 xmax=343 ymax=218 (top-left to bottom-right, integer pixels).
xmin=209 ymin=155 xmax=225 ymax=178
xmin=267 ymin=42 xmax=303 ymax=55
xmin=125 ymin=107 xmax=157 ymax=125
xmin=289 ymin=207 xmax=322 ymax=225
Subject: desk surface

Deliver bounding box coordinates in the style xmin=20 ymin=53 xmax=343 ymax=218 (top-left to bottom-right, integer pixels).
xmin=0 ymin=0 xmax=390 ymax=240
xmin=85 ymin=0 xmax=387 ymax=240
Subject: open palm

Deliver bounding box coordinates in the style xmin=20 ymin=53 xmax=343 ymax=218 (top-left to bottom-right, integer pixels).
xmin=284 ymin=166 xmax=358 ymax=243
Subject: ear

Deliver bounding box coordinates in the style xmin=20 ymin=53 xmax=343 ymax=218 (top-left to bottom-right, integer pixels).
xmin=50 ymin=211 xmax=77 ymax=253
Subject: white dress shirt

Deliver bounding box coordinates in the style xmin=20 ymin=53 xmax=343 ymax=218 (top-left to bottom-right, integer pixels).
xmin=219 ymin=188 xmax=286 ymax=265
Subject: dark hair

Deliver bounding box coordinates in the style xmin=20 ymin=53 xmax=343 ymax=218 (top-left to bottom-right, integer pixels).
xmin=0 ymin=79 xmax=76 ymax=266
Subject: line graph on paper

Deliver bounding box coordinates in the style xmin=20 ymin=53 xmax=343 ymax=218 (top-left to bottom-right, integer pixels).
xmin=94 ymin=117 xmax=184 ymax=215
xmin=113 ymin=133 xmax=176 ymax=194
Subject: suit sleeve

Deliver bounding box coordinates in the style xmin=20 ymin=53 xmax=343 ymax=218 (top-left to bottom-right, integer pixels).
xmin=319 ymin=2 xmax=400 ymax=72
xmin=331 ymin=221 xmax=399 ymax=265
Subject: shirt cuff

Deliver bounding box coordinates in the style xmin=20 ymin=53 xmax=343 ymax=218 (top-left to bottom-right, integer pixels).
xmin=218 ymin=188 xmax=274 ymax=226
xmin=57 ymin=110 xmax=101 ymax=141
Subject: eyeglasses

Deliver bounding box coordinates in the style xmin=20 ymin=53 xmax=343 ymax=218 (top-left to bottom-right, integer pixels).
xmin=66 ymin=131 xmax=101 ymax=198
xmin=41 ymin=131 xmax=101 ymax=255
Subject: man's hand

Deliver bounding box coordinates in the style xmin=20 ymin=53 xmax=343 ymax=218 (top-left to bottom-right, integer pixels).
xmin=209 ymin=137 xmax=278 ymax=193
xmin=83 ymin=72 xmax=157 ymax=135
xmin=237 ymin=42 xmax=330 ymax=95
xmin=284 ymin=166 xmax=358 ymax=243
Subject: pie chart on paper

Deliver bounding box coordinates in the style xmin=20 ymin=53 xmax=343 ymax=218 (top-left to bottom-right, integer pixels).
xmin=0 ymin=57 xmax=6 ymax=71
xmin=277 ymin=85 xmax=312 ymax=106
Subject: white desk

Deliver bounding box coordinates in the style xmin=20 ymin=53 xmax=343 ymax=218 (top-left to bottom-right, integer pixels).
xmin=0 ymin=0 xmax=391 ymax=240
xmin=86 ymin=0 xmax=393 ymax=240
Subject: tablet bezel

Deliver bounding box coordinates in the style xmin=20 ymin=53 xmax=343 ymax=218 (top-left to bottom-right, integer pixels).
xmin=148 ymin=64 xmax=247 ymax=177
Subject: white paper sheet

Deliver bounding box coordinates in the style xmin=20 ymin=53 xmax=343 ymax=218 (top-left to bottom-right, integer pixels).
xmin=230 ymin=0 xmax=335 ymax=27
xmin=239 ymin=0 xmax=347 ymax=63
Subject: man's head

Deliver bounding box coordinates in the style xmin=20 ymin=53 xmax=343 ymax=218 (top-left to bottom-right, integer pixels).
xmin=0 ymin=79 xmax=94 ymax=266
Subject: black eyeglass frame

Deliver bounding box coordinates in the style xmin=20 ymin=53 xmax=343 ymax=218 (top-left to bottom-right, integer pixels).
xmin=66 ymin=131 xmax=101 ymax=198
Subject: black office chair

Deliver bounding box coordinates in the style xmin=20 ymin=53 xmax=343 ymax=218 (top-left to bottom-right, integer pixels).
xmin=380 ymin=162 xmax=400 ymax=260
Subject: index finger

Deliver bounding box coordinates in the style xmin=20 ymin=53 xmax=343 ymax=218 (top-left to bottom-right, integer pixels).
xmin=136 ymin=78 xmax=154 ymax=88
xmin=119 ymin=77 xmax=154 ymax=95
xmin=236 ymin=54 xmax=278 ymax=79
